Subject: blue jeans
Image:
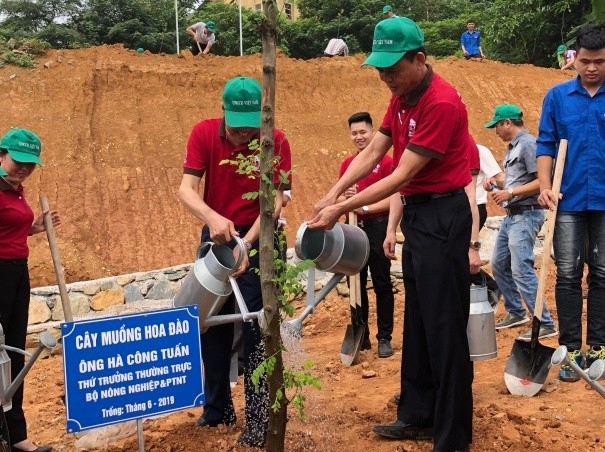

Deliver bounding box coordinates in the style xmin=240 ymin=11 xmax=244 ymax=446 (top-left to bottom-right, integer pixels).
xmin=554 ymin=211 xmax=605 ymax=349
xmin=491 ymin=209 xmax=555 ymax=327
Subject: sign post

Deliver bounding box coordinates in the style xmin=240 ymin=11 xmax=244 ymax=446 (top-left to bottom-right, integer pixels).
xmin=62 ymin=306 xmax=204 ymax=433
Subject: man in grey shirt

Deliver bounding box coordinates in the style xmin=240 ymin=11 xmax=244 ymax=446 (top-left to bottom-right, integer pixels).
xmin=186 ymin=20 xmax=216 ymax=55
xmin=483 ymin=104 xmax=557 ymax=341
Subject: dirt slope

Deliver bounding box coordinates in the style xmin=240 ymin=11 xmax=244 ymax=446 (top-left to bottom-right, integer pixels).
xmin=0 ymin=45 xmax=573 ymax=287
xmin=3 ymin=47 xmax=600 ymax=452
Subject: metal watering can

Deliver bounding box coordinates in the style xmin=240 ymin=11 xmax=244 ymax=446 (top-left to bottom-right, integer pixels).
xmin=467 ymin=282 xmax=497 ymax=361
xmin=173 ymin=236 xmax=263 ymax=333
xmin=284 ymin=222 xmax=370 ymax=336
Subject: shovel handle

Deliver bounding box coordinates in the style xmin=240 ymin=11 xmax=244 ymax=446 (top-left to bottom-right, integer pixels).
xmin=347 ymin=212 xmax=361 ymax=311
xmin=534 ymin=139 xmax=567 ymax=321
xmin=40 ymin=194 xmax=73 ymax=322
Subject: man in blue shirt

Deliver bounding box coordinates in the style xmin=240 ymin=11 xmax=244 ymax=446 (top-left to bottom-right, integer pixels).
xmin=460 ymin=20 xmax=484 ymax=60
xmin=537 ymin=24 xmax=605 ymax=383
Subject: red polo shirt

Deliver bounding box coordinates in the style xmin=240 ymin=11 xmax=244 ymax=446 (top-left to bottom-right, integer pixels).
xmin=339 ymin=154 xmax=393 ymax=221
xmin=467 ymin=135 xmax=480 ymax=174
xmin=379 ymin=68 xmax=472 ymax=195
xmin=183 ymin=118 xmax=292 ymax=227
xmin=0 ymin=177 xmax=34 ymax=259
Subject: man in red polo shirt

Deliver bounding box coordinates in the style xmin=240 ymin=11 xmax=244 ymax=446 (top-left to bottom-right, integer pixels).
xmin=178 ymin=76 xmax=292 ymax=448
xmin=309 ymin=17 xmax=473 ymax=452
xmin=339 ymin=111 xmax=397 ymax=358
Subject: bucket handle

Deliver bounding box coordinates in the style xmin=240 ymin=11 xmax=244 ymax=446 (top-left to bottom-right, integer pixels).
xmin=195 ymin=236 xmax=246 ymax=271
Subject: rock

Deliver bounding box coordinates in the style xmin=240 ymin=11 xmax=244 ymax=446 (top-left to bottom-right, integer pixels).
xmin=336 ymin=282 xmax=349 ymax=296
xmin=116 ymin=275 xmax=135 ymax=286
xmin=180 ymin=49 xmax=194 ymax=60
xmin=90 ymin=288 xmax=125 ymax=311
xmin=83 ymin=284 xmax=101 ymax=296
xmin=28 ymin=296 xmax=52 ymax=324
xmin=43 ymin=61 xmax=52 ymax=69
xmin=52 ymin=293 xmax=90 ymax=320
xmin=361 ymin=370 xmax=376 ymax=378
xmin=165 ymin=269 xmax=187 ymax=281
xmin=99 ymin=280 xmax=114 ymax=291
xmin=146 ymin=280 xmax=176 ymax=300
xmin=123 ymin=283 xmax=144 ymax=303
xmin=9 ymin=74 xmax=16 ymax=79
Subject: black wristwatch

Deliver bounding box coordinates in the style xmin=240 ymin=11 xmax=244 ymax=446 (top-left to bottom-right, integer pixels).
xmin=470 ymin=241 xmax=481 ymax=251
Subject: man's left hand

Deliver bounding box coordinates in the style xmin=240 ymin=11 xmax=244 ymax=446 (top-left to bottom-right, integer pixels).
xmin=469 ymin=248 xmax=481 ymax=274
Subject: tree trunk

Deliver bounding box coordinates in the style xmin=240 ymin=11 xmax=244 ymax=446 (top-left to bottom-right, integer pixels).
xmin=259 ymin=1 xmax=287 ymax=450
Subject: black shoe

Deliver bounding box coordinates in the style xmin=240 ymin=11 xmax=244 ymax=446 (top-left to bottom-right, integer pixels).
xmin=361 ymin=336 xmax=372 ymax=350
xmin=378 ymin=339 xmax=394 ymax=358
xmin=195 ymin=415 xmax=235 ymax=427
xmin=434 ymin=446 xmax=469 ymax=452
xmin=373 ymin=420 xmax=433 ymax=440
xmin=237 ymin=428 xmax=266 ymax=448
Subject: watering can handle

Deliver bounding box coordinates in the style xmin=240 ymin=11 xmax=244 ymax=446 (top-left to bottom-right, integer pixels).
xmin=195 ymin=242 xmax=214 ymax=260
xmin=232 ymin=236 xmax=247 ymax=270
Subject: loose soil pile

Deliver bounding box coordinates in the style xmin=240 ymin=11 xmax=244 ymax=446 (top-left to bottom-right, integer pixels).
xmin=3 ymin=46 xmax=600 ymax=451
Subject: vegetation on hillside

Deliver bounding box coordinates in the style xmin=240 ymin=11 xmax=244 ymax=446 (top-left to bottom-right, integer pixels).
xmin=0 ymin=0 xmax=598 ymax=67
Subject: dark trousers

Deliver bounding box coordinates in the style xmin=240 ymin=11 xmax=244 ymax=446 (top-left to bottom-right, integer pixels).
xmin=199 ymin=227 xmax=268 ymax=441
xmin=469 ymin=204 xmax=499 ymax=292
xmin=397 ymin=192 xmax=473 ymax=451
xmin=0 ymin=261 xmax=30 ymax=445
xmin=358 ymin=218 xmax=394 ymax=341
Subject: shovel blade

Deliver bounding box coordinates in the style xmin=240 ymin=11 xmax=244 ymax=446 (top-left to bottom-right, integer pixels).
xmin=504 ymin=339 xmax=555 ymax=396
xmin=340 ymin=324 xmax=365 ymax=366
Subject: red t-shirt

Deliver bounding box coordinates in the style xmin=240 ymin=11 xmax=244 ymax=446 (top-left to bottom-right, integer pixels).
xmin=0 ymin=178 xmax=34 ymax=259
xmin=183 ymin=118 xmax=292 ymax=227
xmin=467 ymin=135 xmax=480 ymax=174
xmin=379 ymin=71 xmax=472 ymax=195
xmin=339 ymin=154 xmax=393 ymax=221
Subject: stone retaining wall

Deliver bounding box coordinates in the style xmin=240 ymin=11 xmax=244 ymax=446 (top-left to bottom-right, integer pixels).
xmin=26 ymin=215 xmax=548 ymax=348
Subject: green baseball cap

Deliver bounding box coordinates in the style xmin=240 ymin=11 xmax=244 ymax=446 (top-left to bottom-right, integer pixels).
xmin=222 ymin=77 xmax=262 ymax=128
xmin=206 ymin=21 xmax=216 ymax=33
xmin=485 ymin=104 xmax=523 ymax=128
xmin=0 ymin=128 xmax=43 ymax=165
xmin=556 ymin=44 xmax=566 ymax=55
xmin=382 ymin=5 xmax=392 ymax=14
xmin=362 ymin=17 xmax=425 ymax=68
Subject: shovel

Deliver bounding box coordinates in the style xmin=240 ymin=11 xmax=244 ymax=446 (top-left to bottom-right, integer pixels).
xmin=40 ymin=194 xmax=73 ymax=322
xmin=340 ymin=211 xmax=366 ymax=366
xmin=504 ymin=139 xmax=568 ymax=396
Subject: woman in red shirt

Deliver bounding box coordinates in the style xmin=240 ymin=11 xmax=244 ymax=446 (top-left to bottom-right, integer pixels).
xmin=0 ymin=128 xmax=58 ymax=452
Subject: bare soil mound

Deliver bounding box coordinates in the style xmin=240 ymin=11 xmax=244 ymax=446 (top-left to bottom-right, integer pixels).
xmin=3 ymin=47 xmax=598 ymax=452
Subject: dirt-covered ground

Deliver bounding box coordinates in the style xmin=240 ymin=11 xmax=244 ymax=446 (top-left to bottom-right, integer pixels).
xmin=3 ymin=46 xmax=602 ymax=451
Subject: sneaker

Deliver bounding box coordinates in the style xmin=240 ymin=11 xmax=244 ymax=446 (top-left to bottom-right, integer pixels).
xmin=517 ymin=325 xmax=558 ymax=342
xmin=378 ymin=339 xmax=394 ymax=358
xmin=495 ymin=313 xmax=530 ymax=330
xmin=559 ymin=349 xmax=586 ymax=382
xmin=586 ymin=345 xmax=605 ymax=368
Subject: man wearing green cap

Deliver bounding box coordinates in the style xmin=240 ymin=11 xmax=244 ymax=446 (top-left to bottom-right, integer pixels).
xmin=556 ymin=44 xmax=576 ymax=70
xmin=309 ymin=17 xmax=475 ymax=452
xmin=1 ymin=128 xmax=58 ymax=452
xmin=483 ymin=104 xmax=557 ymax=341
xmin=382 ymin=5 xmax=396 ymax=18
xmin=178 ymin=76 xmax=291 ymax=448
xmin=186 ymin=20 xmax=216 ymax=55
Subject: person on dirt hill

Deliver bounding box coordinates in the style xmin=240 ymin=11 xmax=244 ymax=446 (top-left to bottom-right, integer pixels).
xmin=338 ymin=111 xmax=397 ymax=358
xmin=324 ymin=38 xmax=349 ymax=57
xmin=460 ymin=19 xmax=485 ymax=60
xmin=186 ymin=20 xmax=216 ymax=55
xmin=556 ymin=44 xmax=577 ymax=71
xmin=178 ymin=76 xmax=292 ymax=448
xmin=308 ymin=17 xmax=475 ymax=452
xmin=0 ymin=128 xmax=58 ymax=452
xmin=382 ymin=5 xmax=397 ymax=18
xmin=470 ymin=142 xmax=503 ymax=307
xmin=536 ymin=24 xmax=605 ymax=383
xmin=483 ymin=104 xmax=558 ymax=341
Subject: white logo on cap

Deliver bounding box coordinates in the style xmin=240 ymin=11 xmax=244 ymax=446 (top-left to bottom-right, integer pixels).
xmin=18 ymin=141 xmax=39 ymax=150
xmin=231 ymin=100 xmax=259 ymax=106
xmin=373 ymin=39 xmax=394 ymax=45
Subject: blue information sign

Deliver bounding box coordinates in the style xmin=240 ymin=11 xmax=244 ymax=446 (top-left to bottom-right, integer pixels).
xmin=62 ymin=305 xmax=204 ymax=432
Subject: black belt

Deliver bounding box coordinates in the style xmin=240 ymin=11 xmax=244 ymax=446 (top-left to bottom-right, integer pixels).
xmin=401 ymin=188 xmax=465 ymax=206
xmin=0 ymin=258 xmax=28 ymax=265
xmin=506 ymin=205 xmax=543 ymax=216
xmin=358 ymin=216 xmax=388 ymax=228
